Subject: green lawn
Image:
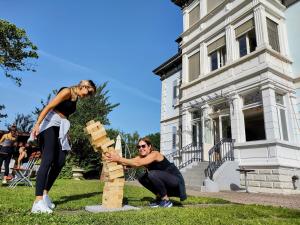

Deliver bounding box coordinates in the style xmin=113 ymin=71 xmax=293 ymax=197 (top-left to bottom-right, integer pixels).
xmin=0 ymin=179 xmax=299 ymax=225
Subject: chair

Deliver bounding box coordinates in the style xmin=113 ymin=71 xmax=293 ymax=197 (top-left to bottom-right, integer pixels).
xmin=9 ymin=152 xmax=41 ymax=188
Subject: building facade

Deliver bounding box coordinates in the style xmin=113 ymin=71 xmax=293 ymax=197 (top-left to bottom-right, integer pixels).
xmin=154 ymin=0 xmax=300 ymax=193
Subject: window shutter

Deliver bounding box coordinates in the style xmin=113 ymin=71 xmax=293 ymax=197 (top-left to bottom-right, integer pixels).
xmin=267 ymin=18 xmax=280 ymax=52
xmin=207 ymin=36 xmax=226 ymax=54
xmin=189 ymin=4 xmax=200 ymax=27
xmin=235 ymin=19 xmax=255 ymax=38
xmin=188 ymin=51 xmax=200 ymax=82
xmin=207 ymin=0 xmax=225 ymax=13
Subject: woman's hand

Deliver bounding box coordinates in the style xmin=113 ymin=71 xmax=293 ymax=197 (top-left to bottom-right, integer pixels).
xmin=105 ymin=151 xmax=121 ymax=163
xmin=32 ymin=123 xmax=40 ymax=139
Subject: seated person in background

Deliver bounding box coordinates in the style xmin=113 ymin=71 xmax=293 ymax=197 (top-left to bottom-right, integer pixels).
xmin=106 ymin=137 xmax=187 ymax=208
xmin=0 ymin=125 xmax=18 ymax=184
xmin=17 ymin=142 xmax=28 ymax=168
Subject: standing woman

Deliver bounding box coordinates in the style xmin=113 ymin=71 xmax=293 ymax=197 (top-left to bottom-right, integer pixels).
xmin=0 ymin=125 xmax=18 ymax=184
xmin=30 ymin=80 xmax=96 ymax=213
xmin=106 ymin=137 xmax=187 ymax=208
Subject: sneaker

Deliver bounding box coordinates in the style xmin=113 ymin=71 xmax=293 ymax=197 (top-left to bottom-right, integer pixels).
xmin=149 ymin=200 xmax=160 ymax=208
xmin=43 ymin=194 xmax=55 ymax=209
xmin=31 ymin=200 xmax=53 ymax=214
xmin=159 ymin=199 xmax=173 ymax=208
xmin=2 ymin=179 xmax=7 ymax=184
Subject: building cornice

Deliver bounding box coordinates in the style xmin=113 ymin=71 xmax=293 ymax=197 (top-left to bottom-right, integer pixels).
xmin=153 ymin=52 xmax=182 ymax=79
xmin=171 ymin=0 xmax=194 ymax=9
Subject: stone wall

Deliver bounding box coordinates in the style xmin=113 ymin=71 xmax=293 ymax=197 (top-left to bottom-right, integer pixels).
xmin=240 ymin=166 xmax=300 ymax=193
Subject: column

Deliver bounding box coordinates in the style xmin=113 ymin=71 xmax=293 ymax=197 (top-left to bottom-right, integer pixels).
xmin=181 ymin=108 xmax=191 ymax=147
xmin=261 ymin=84 xmax=280 ymax=140
xmin=254 ymin=5 xmax=269 ymax=49
xmin=183 ymin=9 xmax=188 ymax=32
xmin=200 ymin=43 xmax=207 ymax=76
xmin=229 ymin=92 xmax=245 ymax=143
xmin=182 ymin=54 xmax=189 ymax=84
xmin=200 ymin=0 xmax=207 ymax=19
xmin=225 ymin=16 xmax=236 ymax=63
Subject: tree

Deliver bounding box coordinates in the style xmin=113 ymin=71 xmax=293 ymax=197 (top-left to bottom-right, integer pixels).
xmin=145 ymin=132 xmax=160 ymax=150
xmin=0 ymin=19 xmax=38 ymax=86
xmin=0 ymin=104 xmax=7 ymax=122
xmin=6 ymin=113 xmax=34 ymax=133
xmin=68 ymin=82 xmax=119 ymax=177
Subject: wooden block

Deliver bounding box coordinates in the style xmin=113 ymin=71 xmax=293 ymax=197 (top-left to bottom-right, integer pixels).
xmin=103 ymin=162 xmax=118 ymax=169
xmin=107 ymin=164 xmax=123 ymax=172
xmin=108 ymin=169 xmax=124 ymax=180
xmin=101 ymin=139 xmax=115 ymax=149
xmin=93 ymin=136 xmax=108 ymax=147
xmin=105 ymin=178 xmax=125 ymax=186
xmin=86 ymin=120 xmax=96 ymax=126
xmin=91 ymin=129 xmax=106 ymax=141
xmin=86 ymin=121 xmax=103 ymax=133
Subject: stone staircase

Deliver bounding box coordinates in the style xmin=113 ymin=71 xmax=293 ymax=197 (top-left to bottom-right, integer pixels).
xmin=180 ymin=161 xmax=209 ymax=189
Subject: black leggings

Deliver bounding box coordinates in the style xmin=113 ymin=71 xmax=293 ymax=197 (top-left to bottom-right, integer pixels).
xmin=138 ymin=170 xmax=180 ymax=198
xmin=0 ymin=146 xmax=13 ymax=176
xmin=36 ymin=126 xmax=67 ymax=196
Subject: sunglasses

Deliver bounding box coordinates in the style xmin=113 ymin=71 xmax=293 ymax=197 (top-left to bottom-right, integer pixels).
xmin=137 ymin=144 xmax=147 ymax=149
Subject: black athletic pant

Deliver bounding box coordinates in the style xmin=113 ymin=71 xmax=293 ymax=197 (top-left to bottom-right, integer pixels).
xmin=0 ymin=146 xmax=13 ymax=176
xmin=138 ymin=170 xmax=180 ymax=198
xmin=36 ymin=126 xmax=67 ymax=196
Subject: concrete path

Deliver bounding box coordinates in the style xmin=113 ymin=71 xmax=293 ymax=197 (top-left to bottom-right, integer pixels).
xmin=187 ymin=189 xmax=300 ymax=209
xmin=126 ymin=181 xmax=300 ymax=209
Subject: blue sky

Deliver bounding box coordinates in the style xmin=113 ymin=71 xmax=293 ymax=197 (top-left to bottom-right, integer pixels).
xmin=0 ymin=0 xmax=182 ymax=136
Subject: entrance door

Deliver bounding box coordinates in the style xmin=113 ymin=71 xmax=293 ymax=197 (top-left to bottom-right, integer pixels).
xmin=192 ymin=121 xmax=202 ymax=147
xmin=221 ymin=115 xmax=231 ymax=139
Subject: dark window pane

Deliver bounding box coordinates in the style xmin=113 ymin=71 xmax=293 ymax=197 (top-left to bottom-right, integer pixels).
xmin=239 ymin=35 xmax=247 ymax=57
xmin=210 ymin=51 xmax=218 ymax=71
xmin=248 ymin=29 xmax=257 ymax=53
xmin=267 ymin=18 xmax=280 ymax=52
xmin=244 ymin=107 xmax=266 ymax=141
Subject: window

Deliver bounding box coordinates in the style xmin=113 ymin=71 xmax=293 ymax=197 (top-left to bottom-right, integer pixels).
xmin=172 ymin=126 xmax=177 ymax=150
xmin=267 ymin=18 xmax=280 ymax=52
xmin=235 ymin=19 xmax=257 ymax=57
xmin=189 ymin=4 xmax=200 ymax=27
xmin=172 ymin=80 xmax=177 ymax=105
xmin=188 ymin=51 xmax=200 ymax=82
xmin=209 ymin=46 xmax=226 ymax=71
xmin=243 ymin=91 xmax=265 ymax=141
xmin=243 ymin=106 xmax=266 ymax=141
xmin=208 ymin=37 xmax=226 ymax=72
xmin=276 ymin=93 xmax=288 ymax=141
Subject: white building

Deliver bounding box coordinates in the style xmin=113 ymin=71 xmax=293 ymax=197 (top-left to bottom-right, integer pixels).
xmin=154 ymin=0 xmax=300 ymax=193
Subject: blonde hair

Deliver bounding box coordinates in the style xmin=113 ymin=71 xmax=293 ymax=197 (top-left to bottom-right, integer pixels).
xmin=70 ymin=80 xmax=96 ymax=100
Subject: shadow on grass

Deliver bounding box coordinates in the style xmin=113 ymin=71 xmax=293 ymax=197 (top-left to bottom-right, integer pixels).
xmin=55 ymin=192 xmax=102 ymax=205
xmin=121 ymin=196 xmax=184 ymax=208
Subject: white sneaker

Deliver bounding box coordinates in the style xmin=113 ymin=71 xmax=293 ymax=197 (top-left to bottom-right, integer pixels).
xmin=31 ymin=200 xmax=53 ymax=214
xmin=2 ymin=179 xmax=7 ymax=184
xmin=43 ymin=194 xmax=55 ymax=209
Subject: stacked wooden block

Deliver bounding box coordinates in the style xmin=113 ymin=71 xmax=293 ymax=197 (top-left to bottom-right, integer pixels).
xmin=84 ymin=120 xmax=125 ymax=208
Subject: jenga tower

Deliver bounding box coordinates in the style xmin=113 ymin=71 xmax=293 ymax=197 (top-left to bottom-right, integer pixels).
xmin=84 ymin=120 xmax=125 ymax=208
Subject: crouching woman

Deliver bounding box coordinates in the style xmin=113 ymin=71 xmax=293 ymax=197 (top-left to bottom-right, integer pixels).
xmin=106 ymin=137 xmax=187 ymax=208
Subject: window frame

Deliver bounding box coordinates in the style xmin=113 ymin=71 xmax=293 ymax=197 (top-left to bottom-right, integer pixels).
xmin=275 ymin=93 xmax=289 ymax=141
xmin=209 ymin=45 xmax=227 ymax=72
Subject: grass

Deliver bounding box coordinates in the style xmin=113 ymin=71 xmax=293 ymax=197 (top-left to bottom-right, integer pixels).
xmin=0 ymin=179 xmax=299 ymax=225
